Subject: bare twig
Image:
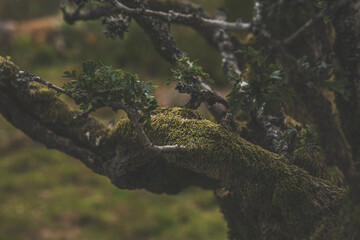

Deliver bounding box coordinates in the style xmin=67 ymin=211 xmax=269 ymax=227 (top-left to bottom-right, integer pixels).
xmin=17 ymin=70 xmax=75 ymax=98
xmin=283 ymin=8 xmax=327 ymax=45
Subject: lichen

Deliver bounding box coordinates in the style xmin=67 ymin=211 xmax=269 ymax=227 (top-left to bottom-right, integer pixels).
xmin=1 ymin=63 xmax=345 ymax=237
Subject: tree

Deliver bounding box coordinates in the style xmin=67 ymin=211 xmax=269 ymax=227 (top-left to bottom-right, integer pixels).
xmin=0 ymin=0 xmax=359 ymax=239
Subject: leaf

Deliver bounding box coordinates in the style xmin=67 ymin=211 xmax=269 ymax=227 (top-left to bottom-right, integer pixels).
xmin=82 ymin=61 xmax=97 ymax=75
xmin=247 ymin=46 xmax=258 ymax=58
xmin=323 ymin=16 xmax=332 ymax=24
xmin=314 ymin=1 xmax=326 ymax=9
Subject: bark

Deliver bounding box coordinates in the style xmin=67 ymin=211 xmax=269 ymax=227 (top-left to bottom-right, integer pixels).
xmin=0 ymin=56 xmax=346 ymax=239
xmin=2 ymin=0 xmax=360 ymax=239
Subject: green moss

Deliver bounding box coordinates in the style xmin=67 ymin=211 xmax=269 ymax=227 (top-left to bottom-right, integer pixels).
xmin=0 ymin=56 xmax=19 ymax=85
xmin=25 ymin=86 xmax=108 ymax=152
xmin=1 ymin=76 xmax=345 ymax=238
xmin=292 ymin=147 xmax=344 ymax=186
xmin=118 ymin=107 xmax=342 ymax=237
xmin=0 ymin=64 xmax=108 ymax=154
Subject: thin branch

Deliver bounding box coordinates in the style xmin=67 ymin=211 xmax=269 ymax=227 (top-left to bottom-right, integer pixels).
xmin=24 ymin=70 xmax=187 ymax=155
xmin=61 ymin=0 xmax=251 ymax=31
xmin=126 ymin=110 xmax=187 ymax=154
xmin=213 ymin=9 xmax=242 ymax=78
xmin=17 ymin=70 xmax=75 ymax=98
xmin=115 ymin=0 xmax=250 ymax=31
xmin=175 ymin=81 xmax=229 ymax=109
xmin=282 ymin=1 xmax=350 ymax=46
xmin=283 ymin=8 xmax=327 ymax=45
xmin=60 ymin=1 xmax=231 ymax=122
xmin=60 ymin=2 xmax=86 ymax=24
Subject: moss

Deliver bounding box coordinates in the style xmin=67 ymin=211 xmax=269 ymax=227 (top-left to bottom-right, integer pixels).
xmin=0 ymin=56 xmax=19 ymax=85
xmin=117 ymin=107 xmax=343 ymax=237
xmin=1 ymin=71 xmax=345 ymax=237
xmin=21 ymin=86 xmax=108 ymax=152
xmin=292 ymin=147 xmax=344 ymax=186
xmin=0 ymin=67 xmax=108 ymax=155
xmin=312 ymin=199 xmax=360 ymax=240
xmin=106 ymin=118 xmax=137 ymax=151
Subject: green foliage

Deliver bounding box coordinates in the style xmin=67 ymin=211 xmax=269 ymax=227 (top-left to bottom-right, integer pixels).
xmin=280 ymin=124 xmax=319 ymax=155
xmin=227 ymin=47 xmax=294 ymax=116
xmin=298 ymin=124 xmax=318 ymax=152
xmin=61 ymin=61 xmax=158 ymax=126
xmin=298 ymin=57 xmax=350 ymax=100
xmin=313 ymin=0 xmax=332 ymax=23
xmin=168 ymin=55 xmax=212 ymax=85
xmin=313 ymin=0 xmax=327 ymax=9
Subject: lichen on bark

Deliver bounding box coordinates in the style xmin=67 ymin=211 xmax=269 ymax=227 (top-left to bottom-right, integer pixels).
xmin=0 ymin=53 xmax=349 ymax=239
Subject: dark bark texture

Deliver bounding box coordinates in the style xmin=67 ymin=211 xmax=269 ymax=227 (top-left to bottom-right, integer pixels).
xmin=1 ymin=0 xmax=360 ymax=239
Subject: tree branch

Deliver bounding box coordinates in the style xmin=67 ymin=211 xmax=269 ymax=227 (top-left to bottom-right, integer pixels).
xmin=60 ymin=0 xmax=250 ymax=31
xmin=0 ymin=56 xmax=346 ymax=238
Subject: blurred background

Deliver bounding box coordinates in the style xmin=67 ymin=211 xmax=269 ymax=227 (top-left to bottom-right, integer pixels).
xmin=0 ymin=0 xmax=253 ymax=239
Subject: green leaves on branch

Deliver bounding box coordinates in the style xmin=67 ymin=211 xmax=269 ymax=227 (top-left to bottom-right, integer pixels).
xmin=313 ymin=0 xmax=332 ymax=23
xmin=168 ymin=55 xmax=212 ymax=85
xmin=227 ymin=47 xmax=294 ymax=116
xmin=279 ymin=124 xmax=319 ymax=155
xmin=313 ymin=0 xmax=327 ymax=9
xmin=61 ymin=61 xmax=158 ymax=126
xmin=298 ymin=57 xmax=350 ymax=100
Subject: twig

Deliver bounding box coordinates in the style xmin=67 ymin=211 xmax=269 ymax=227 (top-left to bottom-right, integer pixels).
xmin=17 ymin=71 xmax=75 ymax=98
xmin=283 ymin=8 xmax=327 ymax=45
xmin=127 ymin=111 xmax=187 ymax=154
xmin=60 ymin=2 xmax=85 ymax=24
xmin=27 ymin=72 xmax=187 ymax=154
xmin=61 ymin=0 xmax=250 ymax=31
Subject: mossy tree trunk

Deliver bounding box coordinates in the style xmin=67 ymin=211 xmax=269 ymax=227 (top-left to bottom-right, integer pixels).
xmin=1 ymin=0 xmax=360 ymax=239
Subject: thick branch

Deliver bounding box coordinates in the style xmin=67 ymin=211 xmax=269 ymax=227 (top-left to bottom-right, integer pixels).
xmin=0 ymin=57 xmax=346 ymax=239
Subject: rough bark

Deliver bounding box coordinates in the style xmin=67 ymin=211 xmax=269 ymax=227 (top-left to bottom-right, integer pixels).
xmin=0 ymin=55 xmax=346 ymax=239
xmin=1 ymin=0 xmax=360 ymax=239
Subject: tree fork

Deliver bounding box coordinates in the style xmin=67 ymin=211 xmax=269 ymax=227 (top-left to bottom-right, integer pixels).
xmin=0 ymin=56 xmax=346 ymax=239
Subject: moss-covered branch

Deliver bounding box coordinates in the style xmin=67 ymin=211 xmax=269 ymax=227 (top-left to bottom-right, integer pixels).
xmin=0 ymin=56 xmax=347 ymax=238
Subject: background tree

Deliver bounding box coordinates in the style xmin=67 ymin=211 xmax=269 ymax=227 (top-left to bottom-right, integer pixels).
xmin=0 ymin=0 xmax=359 ymax=239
